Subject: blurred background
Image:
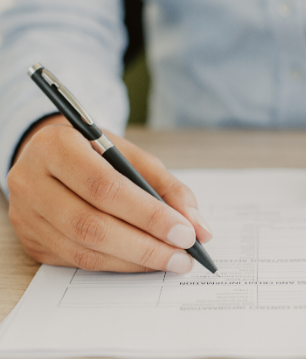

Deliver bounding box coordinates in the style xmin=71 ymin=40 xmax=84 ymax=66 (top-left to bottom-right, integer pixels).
xmin=123 ymin=0 xmax=149 ymax=126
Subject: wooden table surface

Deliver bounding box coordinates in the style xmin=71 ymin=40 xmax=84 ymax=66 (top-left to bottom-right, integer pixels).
xmin=1 ymin=127 xmax=306 ymax=356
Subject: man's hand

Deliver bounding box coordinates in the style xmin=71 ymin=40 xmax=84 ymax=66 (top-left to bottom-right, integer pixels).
xmin=7 ymin=115 xmax=212 ymax=274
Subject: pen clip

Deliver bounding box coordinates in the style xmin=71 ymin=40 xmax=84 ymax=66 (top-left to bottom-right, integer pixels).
xmin=41 ymin=69 xmax=94 ymax=125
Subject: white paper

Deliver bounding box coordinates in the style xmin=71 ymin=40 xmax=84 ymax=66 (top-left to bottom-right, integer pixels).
xmin=1 ymin=169 xmax=306 ymax=358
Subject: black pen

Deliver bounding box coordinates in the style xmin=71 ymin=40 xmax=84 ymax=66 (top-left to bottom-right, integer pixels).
xmin=28 ymin=63 xmax=219 ymax=276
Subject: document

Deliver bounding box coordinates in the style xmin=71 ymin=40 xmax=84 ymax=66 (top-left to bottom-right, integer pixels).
xmin=1 ymin=169 xmax=306 ymax=358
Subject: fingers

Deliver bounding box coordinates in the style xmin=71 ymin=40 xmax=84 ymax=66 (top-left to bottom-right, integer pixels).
xmin=36 ymin=126 xmax=196 ymax=249
xmin=31 ymin=175 xmax=194 ymax=273
xmin=10 ymin=198 xmax=155 ymax=273
xmin=17 ymin=219 xmax=155 ymax=273
xmin=104 ymin=131 xmax=213 ymax=243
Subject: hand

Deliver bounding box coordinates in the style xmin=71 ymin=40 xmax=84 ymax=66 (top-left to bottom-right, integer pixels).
xmin=7 ymin=115 xmax=212 ymax=274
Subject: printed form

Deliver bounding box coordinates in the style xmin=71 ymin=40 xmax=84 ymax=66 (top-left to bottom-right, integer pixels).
xmin=1 ymin=169 xmax=306 ymax=358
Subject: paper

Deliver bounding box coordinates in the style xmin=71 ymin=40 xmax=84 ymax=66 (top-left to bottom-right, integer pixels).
xmin=1 ymin=169 xmax=306 ymax=358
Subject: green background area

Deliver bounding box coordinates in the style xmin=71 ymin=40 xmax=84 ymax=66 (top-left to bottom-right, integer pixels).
xmin=124 ymin=51 xmax=149 ymax=125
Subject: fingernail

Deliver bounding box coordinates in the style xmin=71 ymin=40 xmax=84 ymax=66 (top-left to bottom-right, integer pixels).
xmin=167 ymin=224 xmax=196 ymax=248
xmin=188 ymin=208 xmax=213 ymax=243
xmin=166 ymin=252 xmax=194 ymax=274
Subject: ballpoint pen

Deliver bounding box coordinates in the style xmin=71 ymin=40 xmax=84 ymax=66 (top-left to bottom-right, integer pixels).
xmin=28 ymin=63 xmax=219 ymax=276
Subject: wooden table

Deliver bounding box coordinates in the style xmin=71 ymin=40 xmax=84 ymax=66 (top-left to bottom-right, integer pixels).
xmin=1 ymin=127 xmax=306 ymax=355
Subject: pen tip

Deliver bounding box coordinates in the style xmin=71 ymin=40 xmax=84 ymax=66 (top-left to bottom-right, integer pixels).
xmin=215 ymin=270 xmax=220 ymax=277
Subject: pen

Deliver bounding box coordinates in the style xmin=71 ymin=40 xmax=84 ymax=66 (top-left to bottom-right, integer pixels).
xmin=27 ymin=63 xmax=219 ymax=276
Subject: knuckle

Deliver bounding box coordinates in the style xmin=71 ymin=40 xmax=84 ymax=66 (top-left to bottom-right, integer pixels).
xmin=169 ymin=179 xmax=195 ymax=201
xmin=87 ymin=174 xmax=122 ymax=205
xmin=8 ymin=206 xmax=19 ymax=226
xmin=73 ymin=247 xmax=99 ymax=271
xmin=147 ymin=153 xmax=165 ymax=169
xmin=139 ymin=244 xmax=161 ymax=267
xmin=8 ymin=206 xmax=26 ymax=229
xmin=22 ymin=238 xmax=56 ymax=265
xmin=87 ymin=176 xmax=107 ymax=202
xmin=73 ymin=212 xmax=106 ymax=247
xmin=24 ymin=246 xmax=46 ymax=264
xmin=20 ymin=236 xmax=43 ymax=251
xmin=145 ymin=205 xmax=166 ymax=232
xmin=7 ymin=166 xmax=26 ymax=195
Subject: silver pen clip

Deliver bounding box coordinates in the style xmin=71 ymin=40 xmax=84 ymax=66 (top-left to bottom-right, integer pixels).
xmin=41 ymin=68 xmax=94 ymax=126
xmin=28 ymin=63 xmax=114 ymax=154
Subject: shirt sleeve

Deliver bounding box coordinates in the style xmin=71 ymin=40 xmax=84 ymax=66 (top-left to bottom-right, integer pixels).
xmin=0 ymin=0 xmax=129 ymax=199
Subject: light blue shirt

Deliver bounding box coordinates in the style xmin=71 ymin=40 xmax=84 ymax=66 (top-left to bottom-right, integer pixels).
xmin=145 ymin=0 xmax=306 ymax=129
xmin=1 ymin=0 xmax=306 ymax=198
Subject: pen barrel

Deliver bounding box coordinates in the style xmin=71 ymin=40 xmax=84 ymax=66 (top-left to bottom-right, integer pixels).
xmin=30 ymin=68 xmax=102 ymax=141
xmin=102 ymin=147 xmax=164 ymax=201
